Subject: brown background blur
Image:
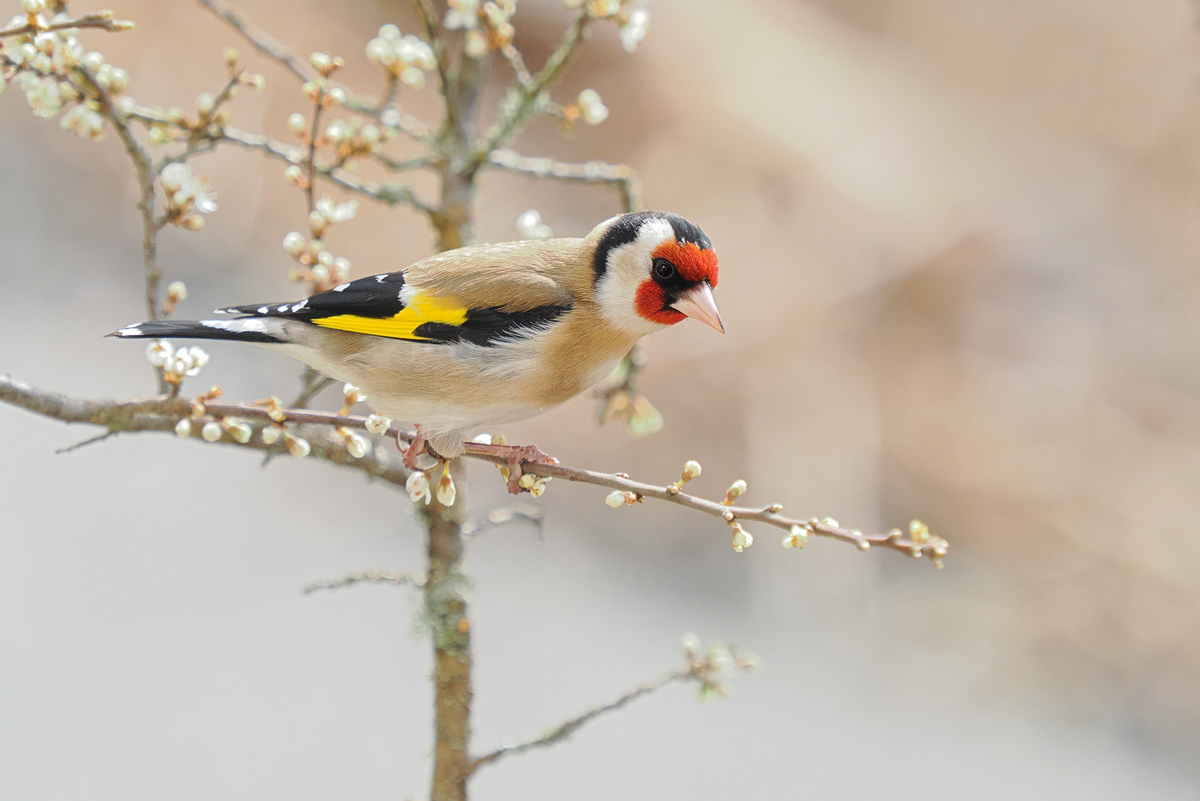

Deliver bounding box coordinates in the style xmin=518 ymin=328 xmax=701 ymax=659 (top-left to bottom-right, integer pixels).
xmin=3 ymin=0 xmax=1200 ymax=797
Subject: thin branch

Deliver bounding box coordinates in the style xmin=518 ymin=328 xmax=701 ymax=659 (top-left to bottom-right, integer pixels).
xmin=0 ymin=11 xmax=134 ymax=40
xmin=302 ymin=569 xmax=414 ymax=594
xmin=291 ymin=367 xmax=335 ymax=408
xmin=474 ymin=11 xmax=591 ymax=166
xmin=72 ymin=66 xmax=161 ymax=322
xmin=0 ymin=376 xmax=949 ymax=563
xmin=219 ymin=127 xmax=436 ymax=214
xmin=489 ymin=149 xmax=639 ymax=212
xmin=461 ymin=504 xmax=543 ymax=539
xmin=54 ymin=429 xmax=117 ymax=454
xmin=498 ymin=43 xmax=534 ymax=90
xmin=196 ymin=0 xmax=311 ymax=83
xmin=0 ymin=376 xmax=411 ymax=488
xmin=469 ymin=670 xmax=691 ymax=773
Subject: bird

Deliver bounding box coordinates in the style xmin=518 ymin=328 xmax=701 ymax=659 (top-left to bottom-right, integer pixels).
xmin=112 ymin=210 xmax=723 ymax=473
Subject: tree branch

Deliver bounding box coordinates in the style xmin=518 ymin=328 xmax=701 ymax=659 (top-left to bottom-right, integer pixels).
xmin=196 ymin=0 xmax=311 ymax=83
xmin=461 ymin=504 xmax=543 ymax=539
xmin=0 ymin=11 xmax=134 ymax=40
xmin=0 ymin=376 xmax=949 ymax=563
xmin=302 ymin=570 xmax=414 ymax=594
xmin=469 ymin=670 xmax=690 ymax=773
xmin=489 ymin=149 xmax=639 ymax=212
xmin=473 ymin=11 xmax=591 ymax=166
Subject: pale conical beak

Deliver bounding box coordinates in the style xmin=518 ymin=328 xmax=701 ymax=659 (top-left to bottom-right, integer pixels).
xmin=671 ymin=282 xmax=725 ymax=333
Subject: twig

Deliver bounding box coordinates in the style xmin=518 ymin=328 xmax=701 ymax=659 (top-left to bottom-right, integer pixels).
xmin=461 ymin=504 xmax=543 ymax=539
xmin=0 ymin=377 xmax=949 ymax=563
xmin=498 ymin=43 xmax=534 ymax=90
xmin=218 ymin=127 xmax=436 ymax=214
xmin=302 ymin=570 xmax=414 ymax=594
xmin=196 ymin=0 xmax=311 ymax=83
xmin=474 ymin=10 xmax=591 ymax=165
xmin=54 ymin=429 xmax=117 ymax=454
xmin=0 ymin=11 xmax=134 ymax=40
xmin=469 ymin=669 xmax=691 ymax=773
xmin=291 ymin=367 xmax=335 ymax=408
xmin=71 ymin=66 xmax=161 ymax=322
xmin=489 ymin=149 xmax=639 ymax=212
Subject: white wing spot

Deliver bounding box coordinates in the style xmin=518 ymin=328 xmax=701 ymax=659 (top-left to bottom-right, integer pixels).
xmin=333 ymin=283 xmax=350 ymax=292
xmin=277 ymin=306 xmax=288 ymax=313
xmin=375 ymin=275 xmax=386 ymax=283
xmin=291 ymin=299 xmax=308 ymax=312
xmin=257 ymin=306 xmax=269 ymax=314
xmin=202 ymin=319 xmax=269 ymax=332
xmin=116 ymin=326 xmax=141 ymax=337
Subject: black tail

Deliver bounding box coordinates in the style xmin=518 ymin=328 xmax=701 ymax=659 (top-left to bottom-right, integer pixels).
xmin=108 ymin=319 xmax=285 ymax=344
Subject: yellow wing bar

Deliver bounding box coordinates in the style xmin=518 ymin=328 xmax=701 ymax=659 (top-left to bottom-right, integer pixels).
xmin=311 ymin=293 xmax=468 ymax=340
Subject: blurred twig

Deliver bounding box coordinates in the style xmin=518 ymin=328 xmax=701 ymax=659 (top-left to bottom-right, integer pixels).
xmin=489 ymin=149 xmax=639 ymax=213
xmin=303 ymin=570 xmax=415 ymax=594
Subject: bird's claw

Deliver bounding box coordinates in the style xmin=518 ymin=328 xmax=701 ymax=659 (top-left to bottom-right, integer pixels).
xmin=495 ymin=443 xmax=558 ymax=494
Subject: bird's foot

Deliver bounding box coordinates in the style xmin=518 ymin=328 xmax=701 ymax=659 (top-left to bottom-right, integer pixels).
xmin=401 ymin=428 xmax=428 ymax=471
xmin=490 ymin=443 xmax=558 ymax=494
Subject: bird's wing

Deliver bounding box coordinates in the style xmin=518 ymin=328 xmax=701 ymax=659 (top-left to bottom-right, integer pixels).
xmin=217 ymin=238 xmax=586 ymax=346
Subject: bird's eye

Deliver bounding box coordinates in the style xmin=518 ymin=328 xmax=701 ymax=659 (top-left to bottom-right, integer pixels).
xmin=652 ymin=258 xmax=676 ymax=280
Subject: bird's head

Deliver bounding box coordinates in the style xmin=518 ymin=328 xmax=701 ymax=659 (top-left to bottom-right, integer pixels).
xmin=590 ymin=211 xmax=723 ymax=337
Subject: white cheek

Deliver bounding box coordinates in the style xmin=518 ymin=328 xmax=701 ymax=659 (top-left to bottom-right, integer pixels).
xmin=595 ymin=219 xmax=674 ymax=337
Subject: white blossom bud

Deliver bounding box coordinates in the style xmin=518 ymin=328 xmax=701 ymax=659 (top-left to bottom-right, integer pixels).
xmin=681 ymin=460 xmax=702 ymax=481
xmin=160 ymin=162 xmax=187 ymax=193
xmin=310 ymin=264 xmax=329 ymax=284
xmin=327 ymin=87 xmax=345 ymax=104
xmin=21 ymin=0 xmax=46 ymax=15
xmin=344 ymin=431 xmax=368 ymax=458
xmin=619 ymin=7 xmax=650 ymax=52
xmin=378 ymin=23 xmax=401 ymax=39
xmin=730 ymin=523 xmax=752 ymax=552
xmin=287 ymin=112 xmax=307 ymax=136
xmin=179 ymin=213 xmax=205 ymax=231
xmin=286 ymin=434 xmax=310 ymax=459
xmin=724 ymin=479 xmax=747 ymax=505
xmin=282 ymin=231 xmax=307 ymax=256
xmin=464 ymin=28 xmax=488 ymax=59
xmin=782 ymin=525 xmax=808 ymax=550
xmin=576 ymin=88 xmax=609 ymax=125
xmin=226 ymin=419 xmax=252 ymax=443
xmin=343 ymin=383 xmax=365 ymax=404
xmin=516 ymin=209 xmax=553 ymax=240
xmin=283 ymin=164 xmax=304 ymax=186
xmin=309 ymin=51 xmax=332 ymax=73
xmin=331 ymin=256 xmax=351 ymax=283
xmin=167 ymin=280 xmax=187 ymax=303
xmin=436 ymin=470 xmax=457 ymax=506
xmin=605 ymin=490 xmax=627 ymax=508
xmin=174 ymin=418 xmax=192 ymax=438
xmin=400 ymin=66 xmax=425 ymax=88
xmin=365 ymin=38 xmax=389 ymax=66
xmin=681 ymin=632 xmax=701 ymax=654
xmin=201 ymin=421 xmax=222 ymax=442
xmin=471 ymin=433 xmax=492 ymax=444
xmin=407 ymin=470 xmax=431 ymax=504
xmin=260 ymin=425 xmax=282 ymax=445
xmin=529 ymin=477 xmax=550 ymax=498
xmin=195 ymin=92 xmax=215 ymax=116
xmin=223 ymin=46 xmax=239 ymax=68
xmin=244 ymin=73 xmax=266 ymax=91
xmin=365 ymin=414 xmax=392 ymax=435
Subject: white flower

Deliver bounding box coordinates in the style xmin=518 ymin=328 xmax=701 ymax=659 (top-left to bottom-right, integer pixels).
xmin=315 ymin=196 xmax=358 ymax=223
xmin=365 ymin=414 xmax=392 ymax=435
xmin=516 ymin=209 xmax=553 ymax=240
xmin=619 ymin=7 xmax=650 ymax=52
xmin=201 ymin=421 xmax=222 ymax=442
xmin=344 ymin=430 xmax=368 ymax=458
xmin=145 ymin=340 xmax=173 ymax=367
xmin=576 ymin=89 xmax=608 ymax=125
xmin=261 ymin=425 xmax=283 ymax=445
xmin=407 ymin=470 xmax=431 ymax=504
xmin=225 ymin=418 xmax=252 ymax=443
xmin=782 ymin=525 xmax=808 ymax=550
xmin=286 ymin=434 xmax=310 ymax=459
xmin=161 ymin=162 xmax=218 ymax=217
xmin=20 ymin=74 xmax=63 ymax=118
xmin=436 ymin=469 xmax=457 ymax=506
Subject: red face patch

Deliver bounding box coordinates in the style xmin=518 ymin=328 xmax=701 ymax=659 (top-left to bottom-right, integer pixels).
xmin=635 ymin=280 xmax=686 ymax=325
xmin=651 ymin=241 xmax=719 ymax=287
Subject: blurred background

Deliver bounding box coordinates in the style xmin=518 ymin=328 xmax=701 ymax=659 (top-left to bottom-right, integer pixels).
xmin=3 ymin=0 xmax=1200 ymax=797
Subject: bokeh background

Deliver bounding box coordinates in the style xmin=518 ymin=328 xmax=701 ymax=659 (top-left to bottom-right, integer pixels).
xmin=3 ymin=0 xmax=1200 ymax=797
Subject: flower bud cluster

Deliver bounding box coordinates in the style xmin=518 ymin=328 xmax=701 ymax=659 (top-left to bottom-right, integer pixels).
xmin=365 ymin=24 xmax=435 ymax=86
xmin=365 ymin=413 xmax=392 ymax=436
xmin=160 ymin=162 xmax=217 ymax=231
xmin=517 ymin=472 xmax=551 ymax=498
xmin=280 ymin=214 xmax=353 ymax=292
xmin=336 ymin=426 xmax=369 ymax=458
xmin=407 ymin=469 xmax=432 ymax=504
xmin=162 ymin=280 xmax=187 ymax=316
xmin=145 ymin=339 xmax=210 ymax=384
xmin=729 ymin=521 xmax=752 ymax=553
xmin=323 ymin=115 xmax=386 ymax=160
xmin=444 ymin=0 xmax=517 ymax=59
xmin=782 ymin=523 xmax=809 ymax=550
xmin=557 ymin=88 xmax=609 ymax=133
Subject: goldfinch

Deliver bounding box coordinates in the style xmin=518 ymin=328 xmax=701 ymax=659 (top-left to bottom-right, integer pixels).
xmin=112 ymin=211 xmax=723 ymax=465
